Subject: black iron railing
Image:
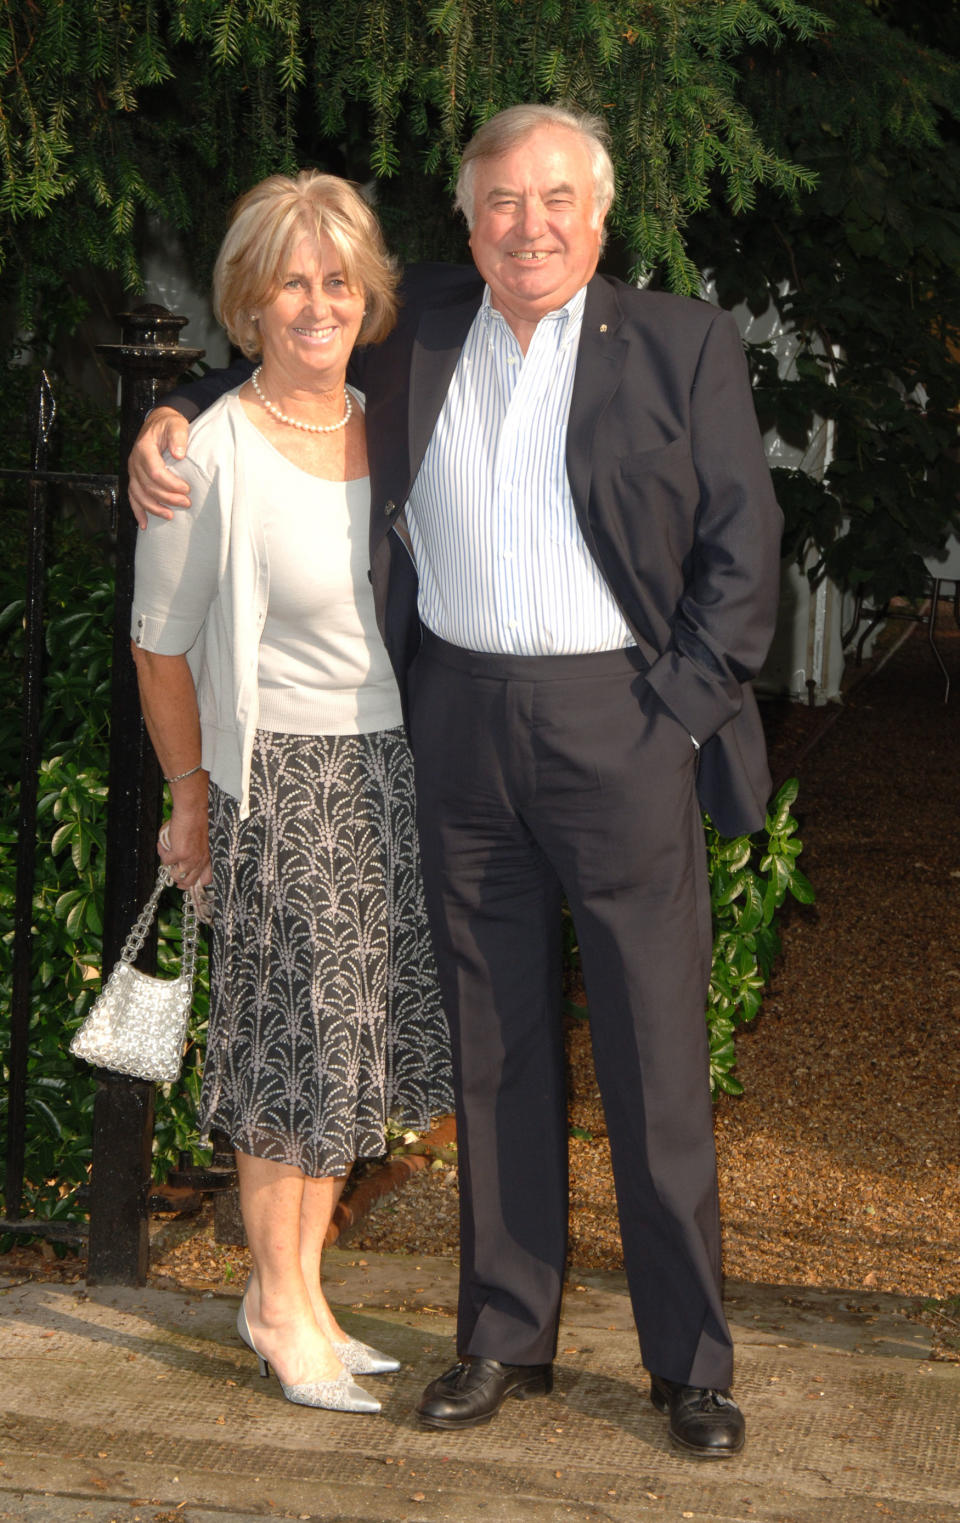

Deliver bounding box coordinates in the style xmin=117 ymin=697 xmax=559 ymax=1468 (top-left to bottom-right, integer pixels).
xmin=1 ymin=308 xmax=220 ymax=1282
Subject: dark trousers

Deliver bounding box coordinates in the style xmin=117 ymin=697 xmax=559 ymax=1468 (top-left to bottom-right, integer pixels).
xmin=409 ymin=630 xmax=734 ymax=1389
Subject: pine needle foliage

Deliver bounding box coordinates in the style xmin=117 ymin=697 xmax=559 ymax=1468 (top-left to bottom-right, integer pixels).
xmin=3 ymin=0 xmax=959 ymax=602
xmin=1 ymin=0 xmax=823 ymax=357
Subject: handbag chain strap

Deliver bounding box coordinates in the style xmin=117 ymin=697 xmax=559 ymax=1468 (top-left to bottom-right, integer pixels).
xmin=118 ymin=865 xmax=199 ymax=980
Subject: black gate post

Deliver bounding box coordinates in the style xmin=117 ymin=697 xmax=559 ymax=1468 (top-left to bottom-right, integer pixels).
xmin=85 ymin=308 xmax=203 ymax=1285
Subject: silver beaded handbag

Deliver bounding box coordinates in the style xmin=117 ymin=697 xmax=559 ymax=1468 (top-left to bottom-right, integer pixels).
xmin=69 ymin=866 xmax=197 ymax=1084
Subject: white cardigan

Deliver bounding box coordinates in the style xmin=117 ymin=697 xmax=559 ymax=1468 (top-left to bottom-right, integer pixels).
xmin=131 ymin=385 xmax=390 ymax=818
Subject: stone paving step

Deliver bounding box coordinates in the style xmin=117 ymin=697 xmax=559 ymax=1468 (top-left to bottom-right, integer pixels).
xmin=3 ymin=1252 xmax=958 ymax=1523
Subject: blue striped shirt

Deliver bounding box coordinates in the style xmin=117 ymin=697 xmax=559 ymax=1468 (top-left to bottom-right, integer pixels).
xmin=406 ymin=285 xmax=635 ymax=655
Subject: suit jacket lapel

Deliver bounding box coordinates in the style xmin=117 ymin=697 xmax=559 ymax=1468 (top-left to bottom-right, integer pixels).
xmin=565 ymin=276 xmax=659 ymax=665
xmin=407 ymin=291 xmax=483 ymax=493
xmin=566 ymin=276 xmax=629 ymax=527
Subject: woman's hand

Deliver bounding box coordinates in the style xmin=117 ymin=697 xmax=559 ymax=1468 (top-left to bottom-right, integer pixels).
xmin=131 ymin=648 xmax=209 ymax=887
xmin=158 ymin=802 xmax=212 ymax=890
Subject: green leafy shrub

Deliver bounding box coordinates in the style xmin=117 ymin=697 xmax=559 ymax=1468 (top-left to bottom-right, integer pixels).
xmin=705 ymin=778 xmax=814 ymax=1097
xmin=0 ymin=531 xmax=209 ymax=1225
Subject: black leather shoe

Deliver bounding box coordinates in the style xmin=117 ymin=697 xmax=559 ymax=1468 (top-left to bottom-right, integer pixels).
xmin=416 ymin=1356 xmax=554 ymax=1429
xmin=650 ymin=1374 xmax=745 ymax=1458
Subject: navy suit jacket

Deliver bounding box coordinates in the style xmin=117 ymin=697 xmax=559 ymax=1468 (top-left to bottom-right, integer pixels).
xmin=168 ymin=263 xmax=783 ymax=836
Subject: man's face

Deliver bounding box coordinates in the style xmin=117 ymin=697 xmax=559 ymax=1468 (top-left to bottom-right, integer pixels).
xmin=468 ymin=127 xmax=606 ymax=332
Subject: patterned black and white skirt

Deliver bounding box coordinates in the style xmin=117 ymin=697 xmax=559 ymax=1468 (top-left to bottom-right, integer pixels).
xmin=199 ymin=727 xmax=454 ymax=1177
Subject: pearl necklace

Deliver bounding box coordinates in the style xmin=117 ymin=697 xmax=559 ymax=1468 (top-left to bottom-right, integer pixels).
xmin=251 ymin=366 xmax=352 ymax=433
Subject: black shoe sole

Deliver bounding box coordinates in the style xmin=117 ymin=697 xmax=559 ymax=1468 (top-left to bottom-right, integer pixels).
xmin=666 ymin=1429 xmax=745 ymax=1459
xmin=416 ymin=1371 xmax=553 ymax=1430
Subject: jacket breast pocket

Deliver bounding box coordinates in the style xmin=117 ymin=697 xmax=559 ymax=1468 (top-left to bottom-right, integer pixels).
xmin=606 ymin=437 xmax=700 ymax=572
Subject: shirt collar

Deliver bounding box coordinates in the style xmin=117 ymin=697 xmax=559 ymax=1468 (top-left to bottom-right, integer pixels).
xmin=479 ymin=282 xmax=587 ymax=350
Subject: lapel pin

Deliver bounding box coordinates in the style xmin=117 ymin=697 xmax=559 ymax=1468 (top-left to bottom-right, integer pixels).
xmin=599 ymin=324 xmax=608 ymax=333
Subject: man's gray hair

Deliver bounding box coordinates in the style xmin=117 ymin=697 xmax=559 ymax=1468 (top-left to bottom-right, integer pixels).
xmin=455 ymin=103 xmax=615 ymax=231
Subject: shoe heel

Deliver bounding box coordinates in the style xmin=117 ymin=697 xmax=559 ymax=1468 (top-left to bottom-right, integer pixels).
xmin=257 ymin=1354 xmax=270 ymax=1379
xmin=515 ymin=1369 xmax=553 ymax=1399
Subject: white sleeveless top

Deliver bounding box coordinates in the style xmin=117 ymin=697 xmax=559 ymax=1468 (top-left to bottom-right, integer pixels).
xmin=237 ymin=411 xmax=402 ymax=736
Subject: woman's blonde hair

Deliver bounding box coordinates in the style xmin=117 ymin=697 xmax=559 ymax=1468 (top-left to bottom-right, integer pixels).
xmin=213 ymin=171 xmax=399 ymax=359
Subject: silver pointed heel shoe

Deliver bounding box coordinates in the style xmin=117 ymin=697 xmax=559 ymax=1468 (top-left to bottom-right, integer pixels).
xmin=236 ymin=1300 xmax=380 ymax=1414
xmin=333 ymin=1335 xmax=402 ymax=1375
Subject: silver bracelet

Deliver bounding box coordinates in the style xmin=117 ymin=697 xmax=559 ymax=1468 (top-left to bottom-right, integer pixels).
xmin=164 ymin=762 xmax=203 ymax=784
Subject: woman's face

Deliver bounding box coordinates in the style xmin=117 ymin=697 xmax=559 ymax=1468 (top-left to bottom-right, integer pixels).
xmin=256 ymin=231 xmax=365 ymax=391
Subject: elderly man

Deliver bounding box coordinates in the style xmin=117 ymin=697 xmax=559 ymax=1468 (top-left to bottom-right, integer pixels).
xmin=129 ymin=104 xmax=782 ymax=1457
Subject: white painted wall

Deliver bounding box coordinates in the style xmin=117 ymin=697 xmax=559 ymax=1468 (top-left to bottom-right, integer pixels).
xmin=724 ymin=289 xmax=874 ymax=703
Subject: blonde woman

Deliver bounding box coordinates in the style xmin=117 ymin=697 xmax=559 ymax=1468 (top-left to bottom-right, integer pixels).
xmin=131 ymin=173 xmax=453 ymax=1414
